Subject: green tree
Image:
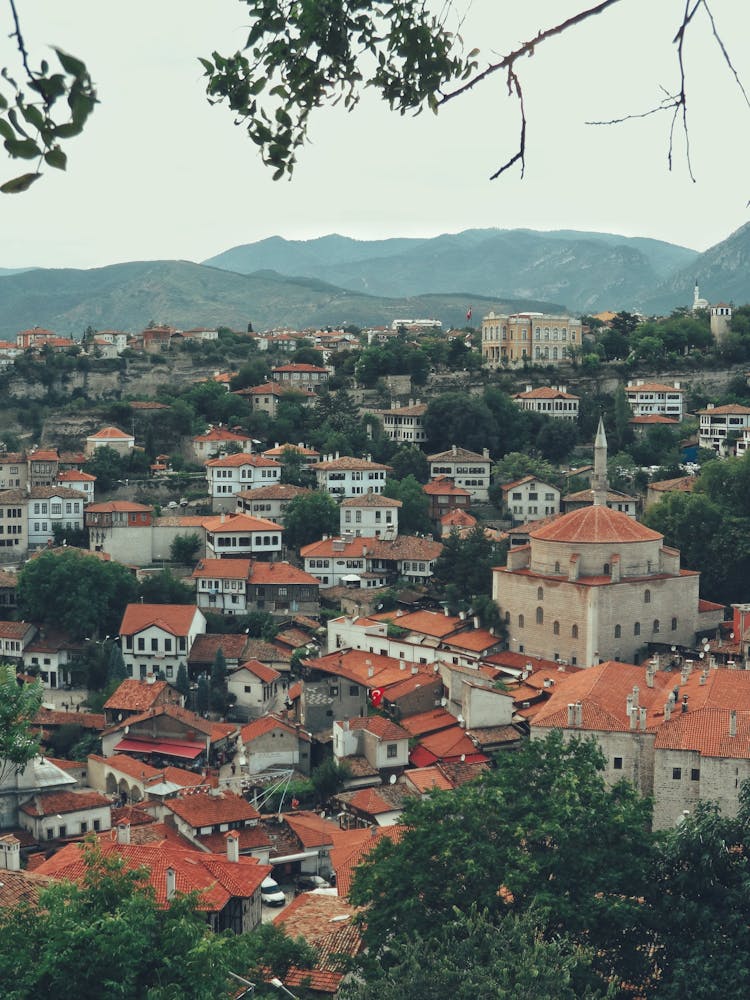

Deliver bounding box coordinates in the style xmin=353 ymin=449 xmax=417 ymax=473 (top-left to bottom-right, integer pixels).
xmin=0 ymin=664 xmax=43 ymax=784
xmin=170 ymin=532 xmax=202 ymax=564
xmin=350 ymin=731 xmax=654 ymax=992
xmin=0 ymin=839 xmax=312 ymax=1000
xmin=107 ymin=643 xmax=128 ymax=684
xmin=210 ymin=648 xmax=228 ymax=715
xmin=424 ymin=392 xmax=498 ymax=454
xmin=310 ymin=758 xmax=351 ymax=803
xmin=17 ymin=549 xmax=138 ymax=641
xmin=175 ymin=662 xmax=190 ymax=703
xmin=138 ymin=569 xmax=195 ymax=605
xmin=492 ymin=451 xmax=561 ymax=489
xmin=343 ymin=906 xmax=608 ymax=1000
xmin=383 ymin=475 xmax=431 ymax=534
xmin=431 ymin=525 xmax=506 ymax=605
xmin=647 ymin=790 xmax=750 ymax=1000
xmin=388 ymin=444 xmax=429 ymax=483
xmin=83 ymin=445 xmax=126 ymax=492
xmin=195 ymin=675 xmax=210 ymax=715
xmin=283 ymin=491 xmax=340 ymax=550
xmin=535 ymin=418 xmax=578 ymax=462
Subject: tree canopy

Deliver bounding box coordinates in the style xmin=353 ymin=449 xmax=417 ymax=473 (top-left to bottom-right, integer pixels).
xmin=0 ymin=664 xmax=42 ymax=784
xmin=16 ymin=548 xmax=138 ymax=640
xmin=282 ymin=490 xmax=339 ymax=550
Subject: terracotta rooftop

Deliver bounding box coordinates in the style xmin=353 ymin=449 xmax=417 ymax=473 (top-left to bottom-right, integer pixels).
xmin=35 ymin=840 xmax=269 ymax=911
xmin=398 ymin=708 xmax=456 ymax=737
xmin=249 ymin=561 xmax=320 ymax=586
xmin=648 ymin=476 xmax=696 ymax=493
xmin=188 ymin=632 xmax=250 ymax=663
xmin=87 ymin=426 xmax=133 ymax=440
xmin=512 ymin=385 xmax=580 ymax=400
xmin=166 ymin=790 xmax=260 ymax=827
xmin=562 ymin=487 xmax=636 ymax=503
xmin=202 ymin=512 xmax=282 ymax=533
xmin=0 ymin=865 xmax=53 ymax=910
xmin=205 ymin=453 xmax=280 ymax=469
xmin=340 ymin=492 xmax=402 ymax=508
xmin=236 ymin=483 xmax=310 ymax=500
xmin=697 ymin=403 xmax=750 ymax=415
xmin=240 ymin=714 xmax=310 ymax=743
xmin=192 ymin=558 xmax=252 ymax=580
xmin=343 ymin=715 xmax=410 ymax=741
xmin=192 ymin=427 xmax=251 ymax=443
xmin=530 ymin=505 xmax=662 ymax=544
xmin=272 ymin=363 xmax=329 ymax=373
xmin=19 ymin=790 xmax=111 ymax=818
xmin=330 ymin=825 xmax=407 ymax=898
xmin=119 ymin=603 xmax=201 ymax=636
xmin=316 ymin=456 xmax=392 ymax=472
xmin=625 ymin=382 xmax=685 ymax=394
xmin=237 ymin=658 xmax=281 ymax=684
xmin=423 ymin=477 xmax=471 ymax=497
xmin=103 ymin=678 xmax=174 ymax=712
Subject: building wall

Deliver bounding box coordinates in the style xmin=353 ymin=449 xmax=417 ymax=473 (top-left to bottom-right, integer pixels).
xmin=482 ymin=313 xmax=581 ymax=367
xmin=340 ymin=504 xmax=399 ymax=538
xmin=495 ymin=570 xmax=700 ymax=667
xmin=300 ymin=677 xmax=367 ymax=735
xmin=532 ymin=726 xmax=656 ymax=799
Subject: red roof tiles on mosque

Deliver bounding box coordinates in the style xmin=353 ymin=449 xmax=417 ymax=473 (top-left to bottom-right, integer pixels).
xmin=530 ymin=504 xmax=662 ymax=544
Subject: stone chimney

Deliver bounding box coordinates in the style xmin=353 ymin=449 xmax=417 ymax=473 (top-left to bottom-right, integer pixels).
xmin=567 ymin=703 xmax=576 ymax=727
xmin=629 ymin=707 xmax=638 ymax=731
xmin=664 ymin=701 xmax=672 ymax=721
xmin=146 ymin=673 xmax=156 ymax=685
xmin=639 ymin=706 xmax=647 ymax=732
xmin=367 ymin=661 xmax=374 ymax=679
xmin=632 ymin=685 xmax=640 ymax=707
xmin=166 ymin=867 xmax=176 ymax=900
xmin=411 ymin=665 xmax=418 ymax=675
xmin=0 ymin=834 xmax=21 ymax=871
xmin=646 ymin=663 xmax=655 ymax=688
xmin=399 ymin=659 xmax=406 ymax=671
xmin=473 ymin=616 xmax=480 ymax=629
xmin=730 ymin=709 xmax=737 ymax=738
xmin=226 ymin=831 xmax=239 ymax=863
xmin=117 ymin=821 xmax=131 ymax=845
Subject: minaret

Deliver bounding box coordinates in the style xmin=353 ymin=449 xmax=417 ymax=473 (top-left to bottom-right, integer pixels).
xmin=592 ymin=416 xmax=608 ymax=507
xmin=693 ymin=279 xmax=700 ymax=311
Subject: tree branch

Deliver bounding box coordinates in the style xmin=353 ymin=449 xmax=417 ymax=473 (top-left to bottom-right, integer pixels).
xmin=7 ymin=0 xmax=32 ymax=80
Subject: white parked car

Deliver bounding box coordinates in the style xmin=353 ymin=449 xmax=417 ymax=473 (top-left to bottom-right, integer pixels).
xmin=261 ymin=876 xmax=286 ymax=906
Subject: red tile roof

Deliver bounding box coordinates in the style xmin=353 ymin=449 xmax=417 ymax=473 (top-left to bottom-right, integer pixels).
xmin=316 ymin=456 xmax=392 ymax=472
xmin=330 ymin=825 xmax=408 ymax=898
xmin=423 ymin=476 xmax=471 ymax=497
xmin=192 ymin=558 xmax=252 ymax=580
xmin=87 ymin=426 xmax=133 ymax=440
xmin=20 ymin=790 xmax=110 ymax=817
xmin=103 ymin=679 xmax=173 ymax=712
xmin=272 ymin=363 xmax=329 ymax=373
xmin=512 ymin=385 xmax=579 ymax=400
xmin=404 ymin=766 xmax=454 ymax=792
xmin=240 ymin=714 xmax=310 ymax=743
xmin=428 ymin=447 xmax=489 ymax=463
xmin=625 ymin=382 xmax=684 ymax=394
xmin=35 ymin=840 xmax=269 ymax=910
xmin=340 ymin=492 xmax=401 ymax=508
xmin=192 ymin=427 xmax=251 ymax=443
xmin=398 ymin=708 xmax=456 ymax=737
xmin=344 ymin=716 xmax=410 ymax=741
xmin=249 ymin=561 xmax=320 ymax=586
xmin=205 ymin=453 xmax=280 ymax=469
xmin=237 ymin=658 xmax=281 ymax=683
xmin=530 ymin=505 xmax=661 ymax=543
xmin=119 ymin=603 xmax=201 ymax=636
xmin=202 ymin=512 xmax=282 ymax=533
xmin=697 ymin=403 xmax=750 ymax=415
xmin=166 ymin=790 xmax=259 ymax=827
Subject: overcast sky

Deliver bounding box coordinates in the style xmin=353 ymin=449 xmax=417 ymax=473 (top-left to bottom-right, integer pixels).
xmin=1 ymin=0 xmax=749 ymax=270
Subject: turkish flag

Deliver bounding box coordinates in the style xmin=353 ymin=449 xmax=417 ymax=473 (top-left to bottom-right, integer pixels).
xmin=466 ymin=306 xmax=472 ymax=321
xmin=370 ymin=688 xmax=384 ymax=708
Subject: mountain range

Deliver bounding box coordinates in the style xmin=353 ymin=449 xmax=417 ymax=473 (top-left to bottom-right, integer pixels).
xmin=1 ymin=223 xmax=749 ymax=338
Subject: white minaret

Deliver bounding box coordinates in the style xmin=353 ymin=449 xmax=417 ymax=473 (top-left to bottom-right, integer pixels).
xmin=592 ymin=417 xmax=608 ymax=507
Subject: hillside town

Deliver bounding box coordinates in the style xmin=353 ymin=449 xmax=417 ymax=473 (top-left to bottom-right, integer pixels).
xmin=2 ymin=294 xmax=750 ymax=997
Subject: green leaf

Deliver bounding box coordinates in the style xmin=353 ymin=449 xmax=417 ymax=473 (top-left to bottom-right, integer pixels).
xmin=52 ymin=122 xmax=83 ymax=139
xmin=44 ymin=147 xmax=67 ymax=170
xmin=3 ymin=137 xmax=41 ymax=159
xmin=0 ymin=93 xmax=7 ymax=110
xmin=0 ymin=119 xmax=13 ymax=141
xmin=1 ymin=172 xmax=41 ymax=193
xmin=53 ymin=48 xmax=87 ymax=78
xmin=21 ymin=104 xmax=45 ymax=130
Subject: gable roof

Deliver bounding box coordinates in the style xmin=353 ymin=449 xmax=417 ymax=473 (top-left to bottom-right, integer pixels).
xmin=119 ymin=603 xmax=201 ymax=636
xmin=343 ymin=715 xmax=410 ymax=741
xmin=240 ymin=714 xmax=311 ymax=743
xmin=103 ymin=679 xmax=175 ymax=712
xmin=428 ymin=446 xmax=489 ymax=463
xmin=316 ymin=456 xmax=392 ymax=472
xmin=512 ymin=385 xmax=579 ymax=400
xmin=423 ymin=477 xmax=472 ymax=497
xmin=166 ymin=790 xmax=259 ymax=827
xmin=87 ymin=426 xmax=134 ymax=440
xmin=236 ymin=658 xmax=281 ymax=683
xmin=340 ymin=493 xmax=402 ymax=508
xmin=191 ymin=558 xmax=252 ymax=580
xmin=205 ymin=453 xmax=280 ymax=469
xmin=202 ymin=512 xmax=282 ymax=533
xmin=20 ymin=790 xmax=111 ymax=817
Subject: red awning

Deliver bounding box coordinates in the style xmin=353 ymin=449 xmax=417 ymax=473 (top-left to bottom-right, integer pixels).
xmin=113 ymin=737 xmax=204 ymax=760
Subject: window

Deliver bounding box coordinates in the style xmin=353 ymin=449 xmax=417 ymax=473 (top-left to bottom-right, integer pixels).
xmin=518 ymin=614 xmax=524 ymax=628
xmin=554 ymin=561 xmax=561 ymax=573
xmin=614 ymin=624 xmax=622 ymax=639
xmin=536 ymin=607 xmax=543 ymax=625
xmin=151 ymin=637 xmax=158 ymax=651
xmin=672 ymin=767 xmax=682 ymax=780
xmin=613 ymin=757 xmax=623 ymax=770
xmin=671 ymin=617 xmax=678 ymax=631
xmin=571 ymin=624 xmax=578 ymax=639
xmin=634 ymin=622 xmax=641 ymax=636
xmin=553 ymin=621 xmax=560 ymax=636
xmin=137 ymin=638 xmax=145 ymax=651
xmin=58 ymin=825 xmax=67 ymax=838
xmin=537 ymin=587 xmax=543 ymax=601
xmin=349 ymin=684 xmax=359 ymax=696
xmin=644 ymin=589 xmax=651 ymax=603
xmin=653 ymin=619 xmax=660 ymax=634
xmin=603 ymin=562 xmax=610 ymax=575
xmin=691 ymin=768 xmax=700 ymax=781
xmin=386 ymin=743 xmax=398 ymax=759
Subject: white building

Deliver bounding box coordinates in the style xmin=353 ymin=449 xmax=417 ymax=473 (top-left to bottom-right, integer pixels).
xmin=235 ymin=483 xmax=311 ymax=525
xmin=27 ymin=487 xmax=87 ymax=548
xmin=57 ymin=469 xmax=96 ymax=503
xmin=84 ymin=426 xmax=135 ymax=457
xmin=191 ymin=426 xmax=254 ymax=462
xmin=374 ymin=400 xmax=428 ymax=444
xmin=427 ymin=445 xmax=491 ymax=502
xmin=192 ymin=558 xmax=251 ymax=616
xmin=203 ymin=512 xmax=283 ymax=560
xmin=315 ymin=455 xmax=392 ymax=498
xmin=206 ymin=453 xmax=281 ymax=512
xmin=500 ymin=476 xmax=560 ymax=524
xmin=227 ymin=659 xmax=281 ymax=720
xmin=625 ymin=380 xmax=685 ymax=421
xmin=340 ymin=492 xmax=401 ymax=538
xmin=697 ymin=403 xmax=750 ymax=455
xmin=511 ymin=385 xmax=580 ymax=421
xmin=119 ymin=604 xmax=207 ymax=681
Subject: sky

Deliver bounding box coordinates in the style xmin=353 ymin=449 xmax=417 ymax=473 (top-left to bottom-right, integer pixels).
xmin=1 ymin=0 xmax=749 ymax=270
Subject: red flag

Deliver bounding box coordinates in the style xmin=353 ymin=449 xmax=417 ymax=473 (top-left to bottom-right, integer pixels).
xmin=466 ymin=306 xmax=472 ymax=321
xmin=369 ymin=687 xmax=384 ymax=708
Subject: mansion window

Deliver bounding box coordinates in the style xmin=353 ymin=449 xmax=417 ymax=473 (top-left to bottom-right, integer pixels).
xmin=553 ymin=621 xmax=560 ymax=636
xmin=536 ymin=607 xmax=543 ymax=625
xmin=518 ymin=614 xmax=525 ymax=628
xmin=644 ymin=589 xmax=651 ymax=603
xmin=571 ymin=624 xmax=578 ymax=639
xmin=614 ymin=624 xmax=622 ymax=638
xmin=537 ymin=587 xmax=543 ymax=601
xmin=653 ymin=619 xmax=660 ymax=633
xmin=634 ymin=622 xmax=641 ymax=636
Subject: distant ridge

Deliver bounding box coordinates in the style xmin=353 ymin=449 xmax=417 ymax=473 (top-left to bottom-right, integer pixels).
xmin=203 ymin=228 xmax=699 ymax=313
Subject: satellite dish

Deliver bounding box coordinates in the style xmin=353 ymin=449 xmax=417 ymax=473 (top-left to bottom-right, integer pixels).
xmin=389 ymin=773 xmax=397 ymax=785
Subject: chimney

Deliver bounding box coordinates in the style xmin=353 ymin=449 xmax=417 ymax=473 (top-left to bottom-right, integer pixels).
xmin=632 ymin=685 xmax=640 ymax=707
xmin=730 ymin=709 xmax=737 ymax=738
xmin=629 ymin=707 xmax=638 ymax=730
xmin=0 ymin=834 xmax=21 ymax=871
xmin=700 ymin=670 xmax=708 ymax=685
xmin=567 ymin=703 xmax=576 ymax=727
xmin=682 ymin=695 xmax=689 ymax=714
xmin=146 ymin=673 xmax=156 ymax=685
xmin=166 ymin=867 xmax=176 ymax=900
xmin=411 ymin=664 xmax=418 ymax=675
xmin=116 ymin=821 xmax=131 ymax=845
xmin=399 ymin=659 xmax=406 ymax=671
xmin=664 ymin=702 xmax=672 ymax=721
xmin=646 ymin=664 xmax=655 ymax=688
xmin=367 ymin=661 xmax=374 ymax=679
xmin=575 ymin=702 xmax=583 ymax=727
xmin=226 ymin=831 xmax=239 ymax=863
xmin=483 ymin=447 xmax=490 ymax=459
xmin=525 ymin=384 xmax=532 ymax=393
xmin=639 ymin=706 xmax=647 ymax=731
xmin=473 ymin=616 xmax=480 ymax=629
xmin=452 ymin=444 xmax=457 ymax=456
xmin=443 ymin=606 xmax=449 ymax=617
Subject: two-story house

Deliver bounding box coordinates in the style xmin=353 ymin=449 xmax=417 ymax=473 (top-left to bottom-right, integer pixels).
xmin=227 ymin=659 xmax=281 ymax=720
xmin=340 ymin=492 xmax=401 ymax=538
xmin=203 ymin=512 xmax=283 ymax=561
xmin=27 ymin=486 xmax=87 ymax=548
xmin=86 ymin=501 xmax=154 ymax=563
xmin=500 ymin=476 xmax=560 ymax=524
xmin=57 ymin=469 xmax=96 ymax=502
xmin=511 ymin=385 xmax=580 ymax=420
xmin=697 ymin=403 xmax=750 ymax=454
xmin=206 ymin=453 xmax=281 ymax=512
xmin=235 ymin=483 xmax=310 ymax=525
xmin=428 ymin=445 xmax=491 ymax=501
xmin=0 ymin=489 xmax=27 ymax=557
xmin=333 ymin=716 xmax=411 ymax=777
xmin=625 ymin=380 xmax=685 ymax=421
xmin=85 ymin=426 xmax=135 ymax=457
xmin=315 ymin=455 xmax=392 ymax=498
xmin=234 ymin=381 xmax=317 ymax=417
xmin=373 ymin=400 xmax=428 ymax=444
xmin=271 ymin=363 xmax=329 ymax=390
xmin=119 ymin=604 xmax=207 ymax=681
xmin=191 ymin=426 xmax=254 ymax=462
xmin=0 ymin=453 xmax=27 ymax=490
